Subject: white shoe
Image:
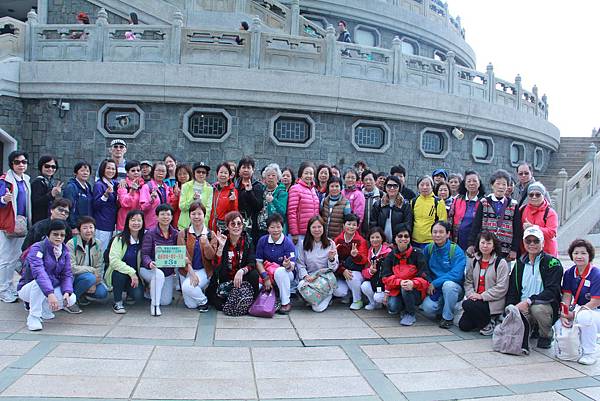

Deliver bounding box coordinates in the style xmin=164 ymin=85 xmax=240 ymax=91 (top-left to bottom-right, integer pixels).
xmin=350 ymin=300 xmax=364 ymax=310
xmin=150 ymin=305 xmax=162 ymax=316
xmin=27 ymin=315 xmax=43 ymax=331
xmin=578 ymin=354 xmax=597 ymax=365
xmin=0 ymin=291 xmax=17 ymax=303
xmin=365 ymin=302 xmax=381 ymax=311
xmin=41 ymin=311 xmax=55 ymax=320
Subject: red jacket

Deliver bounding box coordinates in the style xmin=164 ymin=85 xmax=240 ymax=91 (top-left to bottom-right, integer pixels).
xmin=381 ymin=247 xmax=429 ymax=299
xmin=520 ymin=200 xmax=558 ymax=256
xmin=362 ymin=243 xmax=393 ymax=280
xmin=209 ymin=182 xmax=238 ymax=232
xmin=334 ymin=231 xmax=368 ymax=274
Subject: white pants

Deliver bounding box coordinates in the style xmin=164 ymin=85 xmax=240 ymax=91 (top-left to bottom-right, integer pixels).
xmin=95 ymin=230 xmax=114 ymax=255
xmin=139 ymin=268 xmax=174 ymax=306
xmin=333 ymin=271 xmax=364 ymax=302
xmin=0 ymin=231 xmax=24 ymax=296
xmin=575 ymin=308 xmax=600 ymax=355
xmin=361 ymin=281 xmax=385 ymax=305
xmin=18 ymin=280 xmax=76 ymax=318
xmin=181 ymin=269 xmax=209 ymax=308
xmin=274 ymin=266 xmax=294 ymax=305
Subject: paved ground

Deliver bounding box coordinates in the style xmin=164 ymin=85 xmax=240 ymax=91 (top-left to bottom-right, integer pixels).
xmin=1 ymin=293 xmax=600 ymax=401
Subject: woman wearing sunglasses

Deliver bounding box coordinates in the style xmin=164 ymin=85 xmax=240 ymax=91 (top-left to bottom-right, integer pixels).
xmin=519 ymin=182 xmax=558 ymax=257
xmin=30 ymin=155 xmax=63 ymax=225
xmin=370 ymin=175 xmax=412 ymax=243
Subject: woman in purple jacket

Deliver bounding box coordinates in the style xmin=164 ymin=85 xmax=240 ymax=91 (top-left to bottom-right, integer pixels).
xmin=93 ymin=159 xmax=118 ymax=253
xmin=17 ymin=219 xmax=76 ymax=331
xmin=140 ymin=203 xmax=179 ymax=316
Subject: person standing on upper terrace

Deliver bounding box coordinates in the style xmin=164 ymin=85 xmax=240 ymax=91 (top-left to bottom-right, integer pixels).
xmin=337 ymin=20 xmax=352 ymax=43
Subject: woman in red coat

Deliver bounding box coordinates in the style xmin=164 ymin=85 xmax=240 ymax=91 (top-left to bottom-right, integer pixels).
xmin=208 ymin=162 xmax=238 ymax=233
xmin=520 ymin=181 xmax=558 ymax=256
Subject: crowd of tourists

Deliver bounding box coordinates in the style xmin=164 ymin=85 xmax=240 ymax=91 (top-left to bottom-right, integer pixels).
xmin=1 ymin=138 xmax=598 ymax=365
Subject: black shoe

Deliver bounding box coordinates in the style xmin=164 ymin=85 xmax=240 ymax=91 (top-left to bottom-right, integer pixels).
xmin=439 ymin=319 xmax=453 ymax=329
xmin=78 ymin=295 xmax=91 ymax=306
xmin=537 ymin=337 xmax=552 ymax=349
xmin=197 ymin=304 xmax=209 ymax=313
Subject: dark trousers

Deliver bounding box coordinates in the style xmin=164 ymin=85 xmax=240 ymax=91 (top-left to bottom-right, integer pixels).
xmin=459 ymin=299 xmax=491 ymax=331
xmin=206 ymin=268 xmax=260 ymax=311
xmin=111 ymin=270 xmax=144 ymax=304
xmin=388 ymin=289 xmax=422 ymax=315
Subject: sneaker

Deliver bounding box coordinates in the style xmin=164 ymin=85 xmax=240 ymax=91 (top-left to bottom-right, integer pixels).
xmin=578 ymin=354 xmax=597 ymax=365
xmin=479 ymin=321 xmax=495 ymax=336
xmin=41 ymin=311 xmax=55 ymax=320
xmin=112 ymin=303 xmax=127 ymax=314
xmin=27 ymin=315 xmax=43 ymax=331
xmin=537 ymin=337 xmax=552 ymax=349
xmin=0 ymin=292 xmax=17 ymax=303
xmin=150 ymin=305 xmax=162 ymax=316
xmin=439 ymin=318 xmax=453 ymax=329
xmin=85 ymin=294 xmax=105 ymax=303
xmin=278 ymin=303 xmax=292 ymax=315
xmin=341 ymin=294 xmax=352 ymax=304
xmin=365 ymin=302 xmax=382 ymax=311
xmin=23 ymin=301 xmax=30 ymax=311
xmin=400 ymin=313 xmax=417 ymax=326
xmin=350 ymin=300 xmax=364 ymax=310
xmin=197 ymin=304 xmax=209 ymax=313
xmin=63 ymin=303 xmax=82 ymax=314
xmin=78 ymin=295 xmax=91 ymax=306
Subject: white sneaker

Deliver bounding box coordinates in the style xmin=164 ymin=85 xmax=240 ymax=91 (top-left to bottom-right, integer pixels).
xmin=350 ymin=300 xmax=364 ymax=310
xmin=150 ymin=305 xmax=162 ymax=316
xmin=0 ymin=291 xmax=17 ymax=303
xmin=365 ymin=302 xmax=381 ymax=311
xmin=41 ymin=311 xmax=55 ymax=320
xmin=578 ymin=354 xmax=597 ymax=365
xmin=27 ymin=315 xmax=43 ymax=331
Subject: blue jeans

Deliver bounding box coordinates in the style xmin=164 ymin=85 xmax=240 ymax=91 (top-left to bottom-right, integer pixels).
xmin=421 ymin=280 xmax=463 ymax=321
xmin=73 ymin=272 xmax=108 ymax=300
xmin=388 ymin=289 xmax=422 ymax=315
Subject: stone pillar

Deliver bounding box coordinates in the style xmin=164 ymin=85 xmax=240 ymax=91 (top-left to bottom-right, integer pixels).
xmin=36 ymin=0 xmax=48 ymax=24
xmin=94 ymin=8 xmax=108 ymax=62
xmin=423 ymin=0 xmax=430 ymax=16
xmin=515 ymin=74 xmax=522 ymax=111
xmin=392 ymin=36 xmax=402 ymax=84
xmin=542 ymin=94 xmax=548 ymax=119
xmin=325 ymin=24 xmax=339 ymax=76
xmin=185 ymin=0 xmax=195 ymax=24
xmin=25 ymin=9 xmax=38 ymax=62
xmin=290 ymin=0 xmax=300 ymax=36
xmin=556 ymin=169 xmax=568 ymax=225
xmin=235 ymin=0 xmax=248 ymax=13
xmin=250 ymin=17 xmax=262 ymax=69
xmin=170 ymin=11 xmax=184 ymax=64
xmin=486 ymin=62 xmax=494 ymax=103
xmin=532 ymin=84 xmax=539 ymax=116
xmin=446 ymin=50 xmax=455 ymax=94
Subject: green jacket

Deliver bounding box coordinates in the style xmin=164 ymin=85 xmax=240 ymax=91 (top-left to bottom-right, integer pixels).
xmin=178 ymin=180 xmax=213 ymax=229
xmin=265 ymin=183 xmax=289 ymax=233
xmin=104 ymin=236 xmax=142 ymax=288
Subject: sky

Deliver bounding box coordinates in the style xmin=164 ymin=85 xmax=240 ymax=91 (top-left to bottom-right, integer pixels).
xmin=448 ymin=0 xmax=599 ymax=137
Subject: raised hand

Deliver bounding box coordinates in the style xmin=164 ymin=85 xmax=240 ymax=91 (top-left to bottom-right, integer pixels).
xmin=350 ymin=242 xmax=358 ymax=257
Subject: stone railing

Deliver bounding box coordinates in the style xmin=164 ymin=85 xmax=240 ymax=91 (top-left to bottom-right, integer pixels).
xmin=18 ymin=9 xmax=549 ymax=120
xmin=0 ymin=17 xmax=26 ymax=60
xmin=553 ymin=144 xmax=600 ymax=225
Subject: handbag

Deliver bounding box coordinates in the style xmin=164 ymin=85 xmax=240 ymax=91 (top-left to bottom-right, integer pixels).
xmin=553 ymin=277 xmax=588 ymax=361
xmin=249 ymin=289 xmax=277 ymax=318
xmin=298 ymin=268 xmax=337 ymax=306
xmin=7 ymin=215 xmax=27 ymax=238
xmin=223 ymin=281 xmax=255 ymax=316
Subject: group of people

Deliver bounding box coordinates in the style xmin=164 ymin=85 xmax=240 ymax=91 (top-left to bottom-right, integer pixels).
xmin=1 ymin=139 xmax=599 ymax=366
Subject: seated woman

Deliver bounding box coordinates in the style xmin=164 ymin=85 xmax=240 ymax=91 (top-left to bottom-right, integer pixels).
xmin=360 ymin=227 xmax=392 ymax=310
xmin=557 ymin=239 xmax=600 ymax=365
xmin=206 ymin=211 xmax=259 ymax=311
xmin=17 ymin=220 xmax=77 ymax=331
xmin=380 ymin=224 xmax=429 ymax=326
xmin=105 ymin=210 xmax=145 ymax=314
xmin=66 ymin=216 xmax=108 ymax=312
xmin=177 ymin=201 xmax=218 ymax=312
xmin=459 ymin=231 xmax=509 ymax=335
xmin=255 ymin=213 xmax=296 ymax=314
xmin=297 ymin=216 xmax=339 ymax=312
xmin=141 ymin=203 xmax=179 ymax=316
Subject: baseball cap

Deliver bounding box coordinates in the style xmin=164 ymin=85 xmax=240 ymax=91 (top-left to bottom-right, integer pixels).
xmin=432 ymin=168 xmax=448 ymax=179
xmin=140 ymin=160 xmax=152 ymax=167
xmin=523 ymin=226 xmax=544 ymax=243
xmin=110 ymin=139 xmax=127 ymax=148
xmin=193 ymin=161 xmax=211 ymax=172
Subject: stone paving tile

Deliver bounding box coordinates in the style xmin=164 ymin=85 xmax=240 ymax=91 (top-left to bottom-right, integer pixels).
xmin=578 ymin=386 xmax=600 ymax=399
xmin=459 ymin=350 xmax=555 ymax=368
xmin=374 ymin=325 xmax=451 ymax=338
xmin=481 ymin=362 xmax=585 ymax=385
xmin=49 ymin=311 xmax=123 ymax=325
xmin=215 ymin=328 xmax=298 ymax=341
xmin=387 ymin=367 xmax=500 ymax=392
xmin=362 ymin=316 xmax=429 ymax=328
xmin=143 ymin=360 xmax=253 ymax=379
xmin=252 ymin=346 xmax=347 ymax=361
xmin=107 ymin=325 xmax=196 ymax=340
xmin=290 ymin=315 xmax=369 ymax=328
xmin=257 ymin=376 xmax=375 ymax=399
xmin=292 ymin=306 xmax=357 ymax=317
xmin=118 ymin=315 xmax=198 ymax=328
xmin=18 ymin=322 xmax=112 ymax=337
xmin=48 ymin=342 xmax=154 ymax=359
xmin=152 ymin=346 xmax=251 ymax=361
xmin=1 ymin=374 xmax=137 ymax=398
xmin=439 ymin=338 xmax=493 ymax=353
xmin=0 ymin=321 xmax=24 ymax=334
xmin=0 ymin=340 xmax=38 ymax=356
xmin=0 ymin=309 xmax=24 ymax=322
xmin=28 ymin=356 xmax=146 ymax=377
xmin=216 ymin=316 xmax=293 ymax=329
xmin=460 ymin=392 xmax=571 ymax=401
xmin=361 ymin=342 xmax=453 ymax=358
xmin=254 ymin=359 xmax=360 ymax=379
xmin=296 ymin=327 xmax=380 ymax=340
xmin=373 ymin=354 xmax=472 ymax=374
xmin=0 ymin=355 xmax=18 ymax=371
xmin=133 ymin=377 xmax=256 ymax=399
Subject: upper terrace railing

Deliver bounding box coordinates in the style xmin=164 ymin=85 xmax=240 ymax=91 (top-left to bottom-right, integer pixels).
xmin=11 ymin=8 xmax=548 ymax=120
xmin=0 ymin=17 xmax=25 ymax=60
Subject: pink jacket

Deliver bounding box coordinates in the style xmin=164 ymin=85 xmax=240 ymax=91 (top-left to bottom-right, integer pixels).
xmin=520 ymin=200 xmax=558 ymax=256
xmin=116 ymin=177 xmax=144 ymax=231
xmin=342 ymin=187 xmax=365 ymax=224
xmin=139 ymin=179 xmax=175 ymax=229
xmin=287 ymin=180 xmax=320 ymax=236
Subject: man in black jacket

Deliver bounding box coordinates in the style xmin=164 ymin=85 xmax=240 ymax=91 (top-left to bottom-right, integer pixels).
xmin=506 ymin=226 xmax=562 ymax=349
xmin=21 ymin=199 xmax=72 ymax=251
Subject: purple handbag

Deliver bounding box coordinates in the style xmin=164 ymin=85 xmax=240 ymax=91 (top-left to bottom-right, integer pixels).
xmin=248 ymin=289 xmax=277 ymax=318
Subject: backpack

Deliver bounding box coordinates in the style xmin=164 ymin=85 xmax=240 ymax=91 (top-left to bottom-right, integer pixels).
xmin=411 ymin=196 xmax=440 ymax=222
xmin=492 ymin=304 xmax=530 ymax=355
xmin=423 ymin=242 xmax=457 ymax=260
xmin=102 ymin=234 xmax=119 ymax=268
xmin=519 ymin=204 xmax=550 ymax=225
xmin=222 ymin=281 xmax=255 ymax=316
xmin=18 ymin=240 xmax=45 ymax=280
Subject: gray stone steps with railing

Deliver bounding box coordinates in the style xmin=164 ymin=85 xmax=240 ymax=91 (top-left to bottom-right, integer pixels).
xmin=538 ymin=138 xmax=600 ymax=191
xmin=85 ymin=0 xmax=182 ymax=25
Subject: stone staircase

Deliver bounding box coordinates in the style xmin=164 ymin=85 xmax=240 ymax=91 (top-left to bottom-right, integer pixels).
xmin=86 ymin=0 xmax=183 ymax=25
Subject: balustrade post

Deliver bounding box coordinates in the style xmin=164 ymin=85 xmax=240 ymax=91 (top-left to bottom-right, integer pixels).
xmin=185 ymin=0 xmax=194 ymax=24
xmin=235 ymin=0 xmax=248 ymax=13
xmin=36 ymin=0 xmax=48 ymax=24
xmin=556 ymin=169 xmax=568 ymax=225
xmin=25 ymin=9 xmax=38 ymax=61
xmin=170 ymin=11 xmax=183 ymax=64
xmin=515 ymin=74 xmax=522 ymax=111
xmin=250 ymin=17 xmax=262 ymax=69
xmin=446 ymin=50 xmax=455 ymax=94
xmin=95 ymin=8 xmax=108 ymax=62
xmin=325 ymin=24 xmax=339 ymax=77
xmin=486 ymin=63 xmax=494 ymax=103
xmin=290 ymin=0 xmax=300 ymax=36
xmin=444 ymin=2 xmax=450 ymax=25
xmin=542 ymin=94 xmax=548 ymax=119
xmin=392 ymin=36 xmax=402 ymax=84
xmin=532 ymin=85 xmax=539 ymax=116
xmin=423 ymin=0 xmax=430 ymax=16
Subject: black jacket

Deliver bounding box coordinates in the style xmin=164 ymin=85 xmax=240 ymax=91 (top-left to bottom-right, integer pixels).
xmin=21 ymin=218 xmax=72 ymax=251
xmin=370 ymin=199 xmax=413 ymax=241
xmin=236 ymin=179 xmax=265 ymax=244
xmin=30 ymin=176 xmax=56 ymax=224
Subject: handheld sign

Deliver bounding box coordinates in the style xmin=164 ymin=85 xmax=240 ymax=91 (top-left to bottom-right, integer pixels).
xmin=155 ymin=245 xmax=186 ymax=268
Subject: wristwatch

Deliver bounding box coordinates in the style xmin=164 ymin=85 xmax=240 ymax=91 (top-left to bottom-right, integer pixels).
xmin=260 ymin=271 xmax=268 ymax=279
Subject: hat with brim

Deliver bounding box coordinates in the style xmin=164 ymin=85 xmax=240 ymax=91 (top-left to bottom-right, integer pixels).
xmin=140 ymin=160 xmax=152 ymax=167
xmin=193 ymin=161 xmax=210 ymax=173
xmin=110 ymin=139 xmax=127 ymax=147
xmin=523 ymin=225 xmax=544 ymax=243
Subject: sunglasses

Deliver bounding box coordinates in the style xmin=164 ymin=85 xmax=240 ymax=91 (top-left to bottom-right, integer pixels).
xmin=517 ymin=172 xmax=530 ymax=176
xmin=12 ymin=159 xmax=28 ymax=165
xmin=56 ymin=207 xmax=70 ymax=215
xmin=229 ymin=221 xmax=243 ymax=227
xmin=43 ymin=164 xmax=58 ymax=170
xmin=524 ymin=238 xmax=540 ymax=245
xmin=113 ymin=145 xmax=126 ymax=149
xmin=396 ymin=234 xmax=410 ymax=239
xmin=528 ymin=192 xmax=542 ymax=198
xmin=195 ymin=170 xmax=207 ymax=174
xmin=386 ymin=184 xmax=399 ymax=188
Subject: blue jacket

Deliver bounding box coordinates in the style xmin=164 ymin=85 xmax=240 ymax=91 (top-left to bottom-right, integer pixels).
xmin=424 ymin=240 xmax=466 ymax=288
xmin=92 ymin=179 xmax=118 ymax=231
xmin=63 ymin=178 xmax=92 ymax=229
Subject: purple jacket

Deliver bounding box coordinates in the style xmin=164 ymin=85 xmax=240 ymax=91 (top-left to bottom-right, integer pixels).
xmin=18 ymin=239 xmax=73 ymax=296
xmin=92 ymin=179 xmax=118 ymax=231
xmin=141 ymin=225 xmax=179 ymax=276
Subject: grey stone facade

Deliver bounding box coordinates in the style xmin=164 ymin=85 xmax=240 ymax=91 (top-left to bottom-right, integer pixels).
xmin=47 ymin=0 xmax=127 ymax=24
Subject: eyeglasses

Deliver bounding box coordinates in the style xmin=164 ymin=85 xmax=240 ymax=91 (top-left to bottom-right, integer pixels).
xmin=12 ymin=159 xmax=28 ymax=165
xmin=518 ymin=171 xmax=530 ymax=176
xmin=56 ymin=207 xmax=70 ymax=215
xmin=43 ymin=164 xmax=58 ymax=170
xmin=524 ymin=238 xmax=540 ymax=245
xmin=386 ymin=184 xmax=399 ymax=189
xmin=229 ymin=221 xmax=243 ymax=227
xmin=528 ymin=192 xmax=542 ymax=198
xmin=50 ymin=232 xmax=66 ymax=238
xmin=396 ymin=234 xmax=411 ymax=239
xmin=113 ymin=145 xmax=126 ymax=149
xmin=195 ymin=170 xmax=207 ymax=175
